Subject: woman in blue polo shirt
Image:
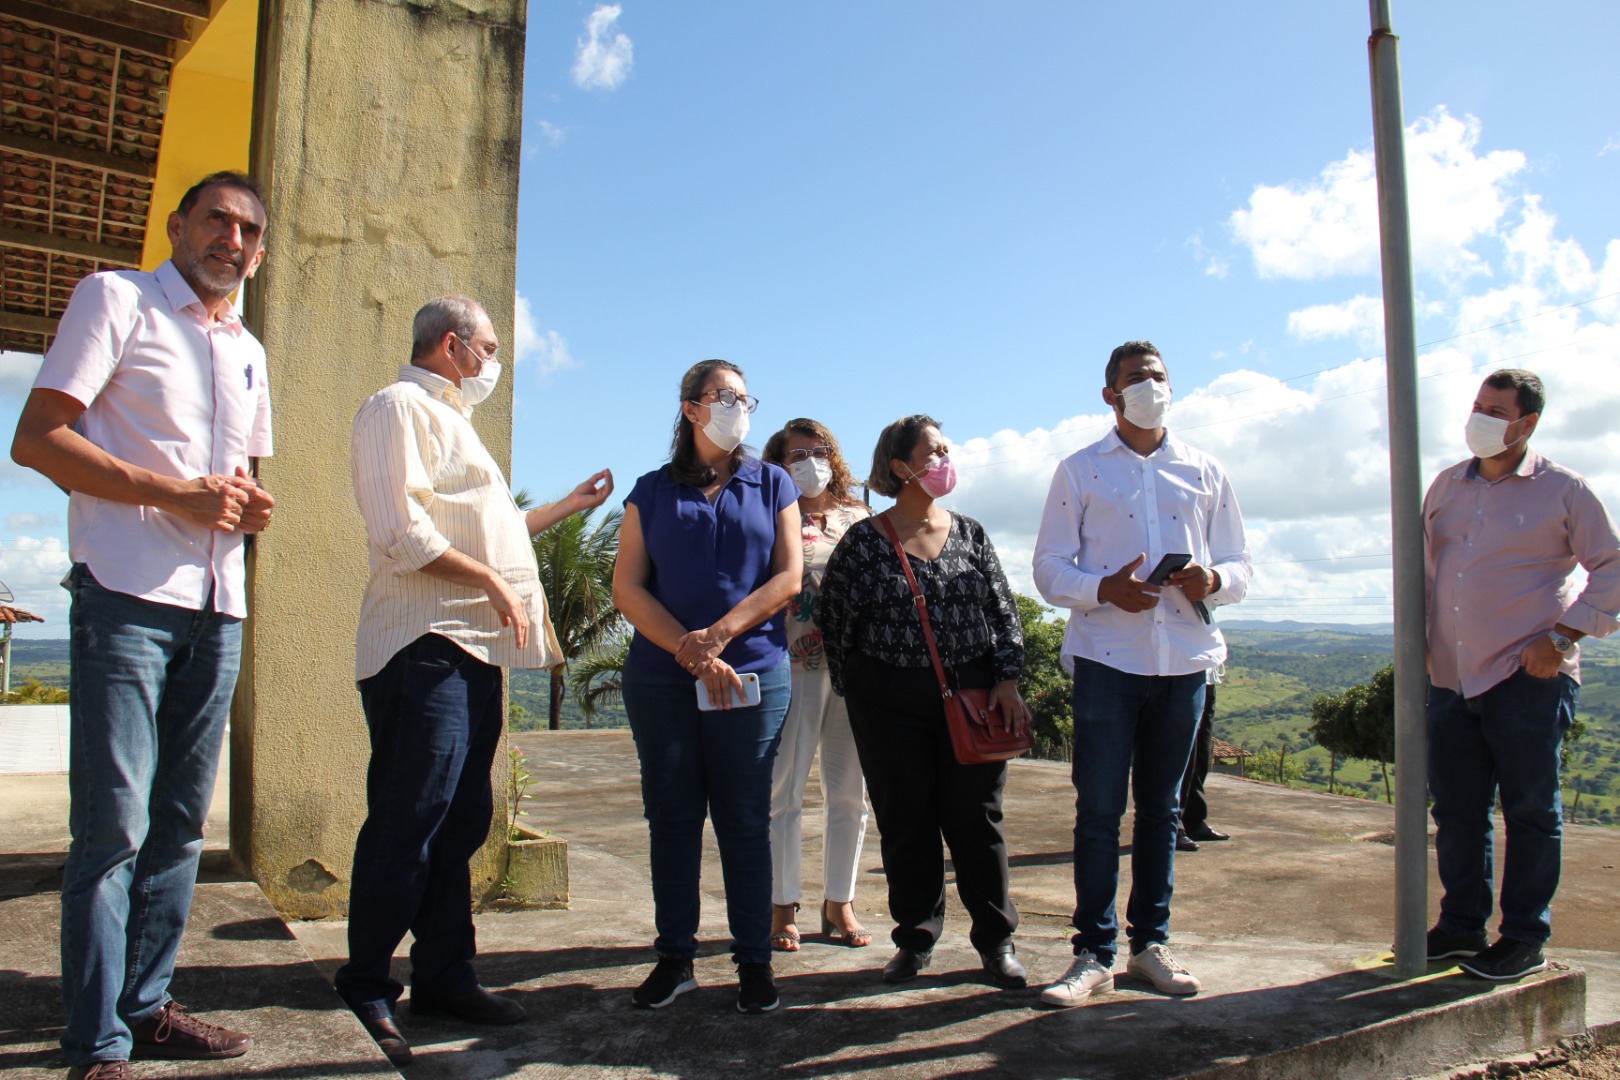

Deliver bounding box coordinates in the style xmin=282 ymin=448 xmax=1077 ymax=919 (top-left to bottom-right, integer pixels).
xmin=612 ymin=359 xmax=803 ymax=1015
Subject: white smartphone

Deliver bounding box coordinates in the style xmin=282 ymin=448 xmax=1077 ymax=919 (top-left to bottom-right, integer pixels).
xmin=696 ymin=672 xmax=762 ymax=711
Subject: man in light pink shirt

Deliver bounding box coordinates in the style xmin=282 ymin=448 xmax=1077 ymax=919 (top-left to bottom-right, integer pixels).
xmin=11 ymin=171 xmax=274 ymax=1079
xmin=1423 ymin=368 xmax=1620 ymax=982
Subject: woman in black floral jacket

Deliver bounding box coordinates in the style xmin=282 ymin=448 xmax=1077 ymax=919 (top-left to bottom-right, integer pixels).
xmin=817 ymin=414 xmax=1032 ymax=990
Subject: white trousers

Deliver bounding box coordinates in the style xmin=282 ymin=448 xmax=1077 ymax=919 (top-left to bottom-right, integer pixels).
xmin=769 ymin=665 xmax=870 ymax=905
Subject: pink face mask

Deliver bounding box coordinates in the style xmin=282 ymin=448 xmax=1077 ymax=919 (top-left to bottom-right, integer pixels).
xmin=908 ymin=456 xmax=956 ymax=498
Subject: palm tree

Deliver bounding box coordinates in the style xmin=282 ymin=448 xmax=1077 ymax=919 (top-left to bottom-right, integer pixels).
xmin=569 ymin=635 xmax=630 ymax=728
xmin=526 ymin=493 xmax=625 ymax=729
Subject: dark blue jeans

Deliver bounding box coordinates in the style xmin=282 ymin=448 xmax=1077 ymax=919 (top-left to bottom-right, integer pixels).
xmin=1427 ymin=670 xmax=1577 ymax=946
xmin=334 ymin=634 xmax=504 ymax=1019
xmin=622 ymin=660 xmax=789 ymax=965
xmin=1069 ymin=657 xmax=1205 ymax=965
xmin=60 ymin=565 xmax=242 ymax=1065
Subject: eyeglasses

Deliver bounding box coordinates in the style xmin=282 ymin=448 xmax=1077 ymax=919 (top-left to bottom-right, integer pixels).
xmin=783 ymin=445 xmax=831 ymax=465
xmin=453 ymin=334 xmax=499 ymax=365
xmin=693 ymin=388 xmax=761 ymax=413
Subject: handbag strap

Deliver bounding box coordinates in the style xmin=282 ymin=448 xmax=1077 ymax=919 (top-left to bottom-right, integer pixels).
xmin=877 ymin=513 xmax=954 ymax=701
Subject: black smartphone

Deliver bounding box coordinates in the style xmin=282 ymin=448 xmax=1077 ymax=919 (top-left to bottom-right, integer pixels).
xmin=1145 ymin=553 xmax=1191 ymax=586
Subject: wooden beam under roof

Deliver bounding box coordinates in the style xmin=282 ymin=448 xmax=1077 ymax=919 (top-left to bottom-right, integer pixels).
xmin=0 ymin=132 xmax=158 ymax=181
xmin=51 ymin=0 xmax=194 ymax=41
xmin=0 ymin=227 xmax=142 ymax=268
xmin=0 ymin=310 xmax=61 ymax=337
xmin=6 ymin=1 xmax=178 ymax=56
xmin=128 ymin=0 xmax=212 ymax=20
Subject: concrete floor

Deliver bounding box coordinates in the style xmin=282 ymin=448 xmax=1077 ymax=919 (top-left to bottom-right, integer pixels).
xmin=2 ymin=728 xmax=1617 ymax=1078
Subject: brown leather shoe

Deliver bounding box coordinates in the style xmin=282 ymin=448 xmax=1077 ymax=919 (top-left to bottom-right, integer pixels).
xmin=358 ymin=1013 xmax=412 ymax=1066
xmin=129 ymin=1001 xmax=251 ymax=1060
xmin=66 ymin=1064 xmax=130 ymax=1079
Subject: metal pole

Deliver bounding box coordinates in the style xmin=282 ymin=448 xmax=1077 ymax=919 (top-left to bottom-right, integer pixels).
xmin=1367 ymin=0 xmax=1429 ymax=979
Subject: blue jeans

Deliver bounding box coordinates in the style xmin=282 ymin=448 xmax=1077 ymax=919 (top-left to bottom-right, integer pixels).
xmin=1427 ymin=670 xmax=1577 ymax=946
xmin=60 ymin=565 xmax=242 ymax=1065
xmin=622 ymin=660 xmax=789 ymax=964
xmin=1069 ymin=657 xmax=1205 ymax=965
xmin=334 ymin=634 xmax=504 ymax=1019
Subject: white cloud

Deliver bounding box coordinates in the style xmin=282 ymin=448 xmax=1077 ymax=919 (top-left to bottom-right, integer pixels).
xmin=1286 ymin=295 xmax=1384 ymax=345
xmin=1 ymin=351 xmax=43 ymax=407
xmin=0 ymin=535 xmax=70 ymax=626
xmin=513 ymin=291 xmax=578 ymax=379
xmin=937 ymin=150 xmax=1620 ymax=624
xmin=1601 ymin=136 xmax=1620 ymax=157
xmin=1228 ymin=109 xmax=1525 ymax=282
xmin=536 ymin=120 xmax=565 ymax=147
xmin=572 ymin=4 xmax=634 ymax=91
xmin=6 ymin=512 xmax=58 ymax=531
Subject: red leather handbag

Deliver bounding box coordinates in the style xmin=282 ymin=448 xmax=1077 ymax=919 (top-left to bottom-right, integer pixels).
xmin=877 ymin=515 xmax=1032 ymax=765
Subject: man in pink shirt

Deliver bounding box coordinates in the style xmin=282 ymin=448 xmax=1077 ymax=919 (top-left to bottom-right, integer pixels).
xmin=1424 ymin=368 xmax=1620 ymax=982
xmin=11 ymin=171 xmax=275 ymax=1079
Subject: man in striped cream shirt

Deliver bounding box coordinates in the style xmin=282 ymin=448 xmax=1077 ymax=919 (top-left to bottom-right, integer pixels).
xmin=337 ymin=295 xmax=612 ymax=1063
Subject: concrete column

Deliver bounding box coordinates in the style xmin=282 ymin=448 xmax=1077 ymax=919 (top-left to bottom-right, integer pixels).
xmin=235 ymin=0 xmax=526 ymax=918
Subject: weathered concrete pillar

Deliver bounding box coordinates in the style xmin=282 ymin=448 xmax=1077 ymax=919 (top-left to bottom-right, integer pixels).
xmin=236 ymin=0 xmax=526 ymax=917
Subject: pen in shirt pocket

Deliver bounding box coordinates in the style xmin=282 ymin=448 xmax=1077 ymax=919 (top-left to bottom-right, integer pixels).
xmin=245 ymin=363 xmax=254 ymax=389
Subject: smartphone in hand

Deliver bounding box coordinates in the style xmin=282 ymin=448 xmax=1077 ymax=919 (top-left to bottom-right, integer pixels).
xmin=695 ymin=672 xmax=762 ymax=711
xmin=1146 ymin=553 xmax=1191 ymax=586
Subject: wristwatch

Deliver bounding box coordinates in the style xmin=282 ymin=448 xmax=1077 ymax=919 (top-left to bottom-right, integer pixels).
xmin=1547 ymin=629 xmax=1576 ymax=654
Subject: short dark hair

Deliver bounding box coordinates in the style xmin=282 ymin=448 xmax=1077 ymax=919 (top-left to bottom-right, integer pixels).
xmin=867 ymin=414 xmax=941 ymax=498
xmin=1105 ymin=340 xmax=1161 ymax=392
xmin=669 ymin=359 xmax=748 ymax=486
xmin=411 ymin=296 xmax=485 ymax=362
xmin=1482 ymin=368 xmax=1545 ymax=418
xmin=763 ymin=417 xmax=859 ymax=506
xmin=176 ymin=170 xmax=267 ymax=216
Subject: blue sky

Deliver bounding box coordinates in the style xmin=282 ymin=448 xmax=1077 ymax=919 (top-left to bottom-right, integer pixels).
xmin=3 ymin=1 xmax=1619 ymax=633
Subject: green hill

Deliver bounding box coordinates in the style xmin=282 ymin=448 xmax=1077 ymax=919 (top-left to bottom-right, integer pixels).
xmin=15 ymin=629 xmax=1618 ymax=825
xmin=1218 ymin=628 xmax=1620 ymax=827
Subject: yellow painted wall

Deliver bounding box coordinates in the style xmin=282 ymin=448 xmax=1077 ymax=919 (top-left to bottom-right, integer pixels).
xmin=140 ymin=0 xmax=260 ymax=269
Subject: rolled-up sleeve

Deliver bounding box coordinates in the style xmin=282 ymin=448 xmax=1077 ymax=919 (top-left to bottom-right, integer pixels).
xmin=1032 ymin=459 xmax=1102 ymax=611
xmin=351 ymin=398 xmax=451 ymax=572
xmin=1205 ymin=466 xmax=1252 ymax=608
xmin=1563 ymin=479 xmax=1620 ymax=639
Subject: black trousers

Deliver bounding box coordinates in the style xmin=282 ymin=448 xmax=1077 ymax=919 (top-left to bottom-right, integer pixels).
xmin=1178 ymin=682 xmax=1217 ymax=832
xmin=841 ymin=652 xmax=1018 ymax=954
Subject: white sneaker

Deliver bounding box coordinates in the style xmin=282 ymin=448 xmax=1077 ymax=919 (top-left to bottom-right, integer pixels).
xmin=1126 ymin=942 xmax=1201 ymax=995
xmin=1040 ymin=950 xmax=1114 ymax=1007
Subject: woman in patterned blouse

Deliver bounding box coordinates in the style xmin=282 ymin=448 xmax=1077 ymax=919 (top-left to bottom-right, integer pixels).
xmin=762 ymin=418 xmax=874 ymax=953
xmin=817 ymin=414 xmax=1033 ymax=990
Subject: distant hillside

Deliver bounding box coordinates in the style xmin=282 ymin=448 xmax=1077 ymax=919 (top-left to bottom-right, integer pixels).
xmin=1219 ymin=628 xmax=1620 ymax=827
xmin=16 ymin=630 xmax=1617 ymax=826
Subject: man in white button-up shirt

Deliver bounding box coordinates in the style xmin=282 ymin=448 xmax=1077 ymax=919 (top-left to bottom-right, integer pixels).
xmin=337 ymin=296 xmax=611 ymax=1064
xmin=12 ymin=172 xmax=274 ymax=1075
xmin=1031 ymin=340 xmax=1251 ymax=1008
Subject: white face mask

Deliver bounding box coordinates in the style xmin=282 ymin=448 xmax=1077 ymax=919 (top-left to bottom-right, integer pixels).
xmin=788 ymin=457 xmax=832 ymax=498
xmin=1119 ymin=379 xmax=1172 ymax=429
xmin=1464 ymin=411 xmax=1524 ymax=460
xmin=702 ymin=399 xmax=750 ymax=452
xmin=459 ymin=361 xmax=501 ymax=407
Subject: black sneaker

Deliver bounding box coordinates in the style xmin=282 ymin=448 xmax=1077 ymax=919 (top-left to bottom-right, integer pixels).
xmin=1426 ymin=926 xmax=1489 ymax=961
xmin=631 ymin=956 xmax=697 ymax=1008
xmin=1459 ymin=937 xmax=1547 ymax=982
xmin=736 ymin=961 xmax=780 ymax=1014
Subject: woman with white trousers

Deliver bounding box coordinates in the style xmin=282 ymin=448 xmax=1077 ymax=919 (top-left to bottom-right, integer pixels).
xmin=763 ymin=418 xmax=873 ymax=951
